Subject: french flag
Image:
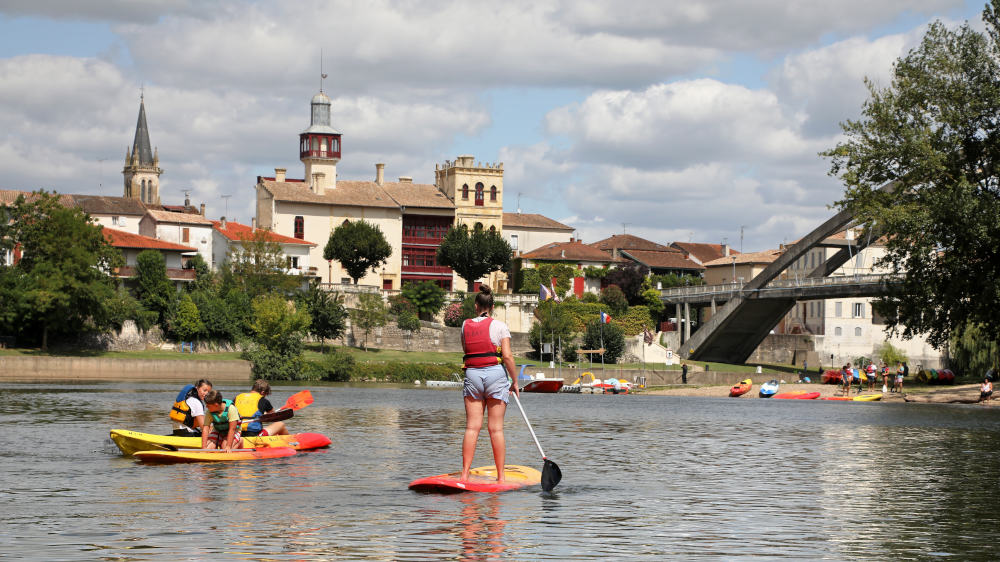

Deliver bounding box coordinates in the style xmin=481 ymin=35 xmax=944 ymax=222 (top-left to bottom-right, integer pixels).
xmin=600 ymin=312 xmax=612 ymax=324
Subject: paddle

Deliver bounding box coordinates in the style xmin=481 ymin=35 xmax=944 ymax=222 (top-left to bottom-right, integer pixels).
xmin=281 ymin=390 xmax=313 ymax=411
xmin=510 ymin=391 xmax=562 ymax=492
xmin=244 ymin=408 xmax=293 ymax=424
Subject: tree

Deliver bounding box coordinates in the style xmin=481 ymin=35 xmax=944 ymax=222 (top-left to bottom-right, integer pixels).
xmin=875 ymin=341 xmax=907 ymax=366
xmin=134 ymin=249 xmax=175 ymax=325
xmin=226 ymin=229 xmax=300 ymax=297
xmin=323 ymin=220 xmax=392 ymax=284
xmin=642 ymin=288 xmax=665 ymax=319
xmin=606 ymin=263 xmax=649 ymax=305
xmin=297 ymin=280 xmax=347 ymax=352
xmin=350 ymin=292 xmax=388 ymax=351
xmin=0 ymin=191 xmax=122 ymax=348
xmin=185 ymin=253 xmax=215 ymax=294
xmin=436 ymin=224 xmax=511 ymax=291
xmin=582 ymin=318 xmax=626 ymax=364
xmin=950 ymin=323 xmax=999 ymax=378
xmin=600 ymin=284 xmax=628 ymax=317
xmin=529 ymin=300 xmax=575 ymax=360
xmin=400 ymin=281 xmax=446 ymax=320
xmin=824 ymin=4 xmax=1000 ymax=350
xmin=171 ymin=293 xmax=205 ymax=342
xmin=242 ymin=293 xmax=312 ymax=380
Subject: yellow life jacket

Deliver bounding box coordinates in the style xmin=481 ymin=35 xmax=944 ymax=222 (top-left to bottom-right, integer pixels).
xmin=234 ymin=391 xmax=263 ymax=431
xmin=169 ymin=384 xmax=199 ymax=427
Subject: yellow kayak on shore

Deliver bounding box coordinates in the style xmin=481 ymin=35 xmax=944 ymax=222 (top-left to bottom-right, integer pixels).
xmin=853 ymin=394 xmax=883 ymax=401
xmin=110 ymin=429 xmax=331 ymax=456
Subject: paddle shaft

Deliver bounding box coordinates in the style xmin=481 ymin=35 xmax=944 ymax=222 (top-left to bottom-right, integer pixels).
xmin=510 ymin=391 xmax=547 ymax=460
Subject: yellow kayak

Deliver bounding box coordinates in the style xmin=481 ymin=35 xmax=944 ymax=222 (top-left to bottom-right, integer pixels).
xmin=853 ymin=394 xmax=883 ymax=402
xmin=110 ymin=429 xmax=331 ymax=456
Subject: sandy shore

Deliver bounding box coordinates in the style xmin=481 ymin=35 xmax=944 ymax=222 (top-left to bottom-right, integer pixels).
xmin=644 ymin=382 xmax=995 ymax=404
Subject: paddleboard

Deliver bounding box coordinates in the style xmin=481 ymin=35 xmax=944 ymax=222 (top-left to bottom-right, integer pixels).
xmin=853 ymin=394 xmax=883 ymax=401
xmin=409 ymin=465 xmax=541 ymax=493
xmin=110 ymin=429 xmax=331 ymax=456
xmin=134 ymin=447 xmax=297 ymax=464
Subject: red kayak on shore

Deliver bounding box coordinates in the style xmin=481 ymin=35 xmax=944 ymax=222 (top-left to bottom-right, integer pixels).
xmin=773 ymin=391 xmax=820 ymax=400
xmin=820 ymin=396 xmax=853 ymax=401
xmin=729 ymin=378 xmax=752 ymax=397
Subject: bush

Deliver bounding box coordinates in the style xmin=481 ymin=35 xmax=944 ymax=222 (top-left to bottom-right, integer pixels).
xmin=400 ymin=281 xmax=446 ymax=320
xmin=388 ymin=293 xmax=415 ymax=316
xmin=582 ymin=318 xmax=626 ymax=363
xmin=352 ymin=361 xmax=462 ymax=383
xmin=243 ymin=345 xmax=311 ymax=380
xmin=618 ymin=305 xmax=653 ymax=336
xmin=397 ymin=309 xmax=421 ymax=333
xmin=443 ymin=302 xmax=464 ymax=327
xmin=580 ymin=292 xmax=599 ymax=303
xmin=562 ymin=335 xmax=579 ymax=362
xmin=307 ymin=348 xmax=356 ymax=381
xmin=600 ymin=285 xmax=628 ymax=317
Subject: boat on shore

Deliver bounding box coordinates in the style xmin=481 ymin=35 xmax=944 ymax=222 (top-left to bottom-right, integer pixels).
xmin=110 ymin=429 xmax=331 ymax=456
xmin=773 ymin=391 xmax=820 ymax=400
xmin=517 ymin=365 xmax=565 ymax=393
xmin=730 ymin=378 xmax=752 ymax=397
xmin=759 ymin=380 xmax=779 ymax=398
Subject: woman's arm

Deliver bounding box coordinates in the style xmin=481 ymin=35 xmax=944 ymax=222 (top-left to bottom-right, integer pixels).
xmin=201 ymin=423 xmax=209 ymax=449
xmin=501 ymin=337 xmax=518 ymax=396
xmin=225 ymin=420 xmax=238 ymax=452
xmin=192 ymin=414 xmax=205 ymax=430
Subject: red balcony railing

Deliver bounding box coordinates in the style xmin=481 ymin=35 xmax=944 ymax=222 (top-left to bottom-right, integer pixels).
xmin=300 ymin=149 xmax=341 ymax=159
xmin=402 ymin=264 xmax=452 ymax=274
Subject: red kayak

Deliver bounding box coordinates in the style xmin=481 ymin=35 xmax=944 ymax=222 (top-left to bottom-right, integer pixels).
xmin=820 ymin=396 xmax=852 ymax=401
xmin=773 ymin=391 xmax=820 ymax=400
xmin=729 ymin=379 xmax=752 ymax=397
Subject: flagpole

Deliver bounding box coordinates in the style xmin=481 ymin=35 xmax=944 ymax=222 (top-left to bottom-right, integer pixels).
xmin=600 ymin=309 xmax=605 ymax=379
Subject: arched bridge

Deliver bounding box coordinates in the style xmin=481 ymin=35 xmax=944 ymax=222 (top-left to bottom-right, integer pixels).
xmin=664 ymin=184 xmax=898 ymax=364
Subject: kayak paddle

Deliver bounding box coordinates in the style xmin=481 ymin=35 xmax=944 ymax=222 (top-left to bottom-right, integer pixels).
xmin=510 ymin=391 xmax=562 ymax=492
xmin=244 ymin=408 xmax=293 ymax=424
xmin=281 ymin=390 xmax=313 ymax=411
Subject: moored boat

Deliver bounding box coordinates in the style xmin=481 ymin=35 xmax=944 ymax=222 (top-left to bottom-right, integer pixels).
xmin=773 ymin=391 xmax=820 ymax=400
xmin=729 ymin=378 xmax=752 ymax=397
xmin=759 ymin=379 xmax=779 ymax=398
xmin=517 ymin=364 xmax=565 ymax=393
xmin=110 ymin=429 xmax=332 ymax=456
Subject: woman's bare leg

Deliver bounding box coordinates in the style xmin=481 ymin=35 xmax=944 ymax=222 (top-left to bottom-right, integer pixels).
xmin=461 ymin=397 xmax=485 ymax=481
xmin=485 ymin=397 xmax=507 ymax=481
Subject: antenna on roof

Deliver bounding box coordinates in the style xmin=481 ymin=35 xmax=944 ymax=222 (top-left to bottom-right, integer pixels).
xmin=740 ymin=225 xmax=745 ymax=253
xmin=221 ymin=194 xmax=231 ymax=218
xmin=97 ymin=157 xmax=107 ymax=195
xmin=516 ymin=192 xmax=522 ymax=214
xmin=622 ymin=222 xmax=630 ymax=235
xmin=320 ymin=48 xmax=328 ymax=92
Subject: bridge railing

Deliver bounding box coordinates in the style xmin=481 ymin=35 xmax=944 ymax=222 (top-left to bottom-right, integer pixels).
xmin=659 ymin=273 xmax=898 ymax=300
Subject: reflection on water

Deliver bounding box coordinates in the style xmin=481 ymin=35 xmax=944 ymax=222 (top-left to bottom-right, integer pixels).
xmin=2 ymin=383 xmax=1000 ymax=559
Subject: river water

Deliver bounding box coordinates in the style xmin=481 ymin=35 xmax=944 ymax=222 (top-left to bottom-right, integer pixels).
xmin=2 ymin=382 xmax=999 ymax=560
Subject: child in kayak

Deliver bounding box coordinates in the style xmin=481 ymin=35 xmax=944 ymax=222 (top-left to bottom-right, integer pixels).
xmin=169 ymin=379 xmax=212 ymax=435
xmin=203 ymin=390 xmax=241 ymax=452
xmin=235 ymin=379 xmax=290 ymax=438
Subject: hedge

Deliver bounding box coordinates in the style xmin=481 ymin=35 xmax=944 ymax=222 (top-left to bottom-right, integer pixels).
xmin=351 ymin=361 xmax=463 ymax=383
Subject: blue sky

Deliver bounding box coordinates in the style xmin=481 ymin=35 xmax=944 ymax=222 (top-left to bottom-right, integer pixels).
xmin=0 ymin=0 xmax=986 ymax=251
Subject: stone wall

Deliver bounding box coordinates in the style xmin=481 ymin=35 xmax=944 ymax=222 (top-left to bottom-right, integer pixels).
xmin=339 ymin=319 xmax=532 ymax=355
xmin=0 ymin=356 xmax=251 ymax=383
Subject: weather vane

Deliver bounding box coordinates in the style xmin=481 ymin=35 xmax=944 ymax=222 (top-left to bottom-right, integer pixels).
xmin=320 ymin=49 xmax=328 ymax=92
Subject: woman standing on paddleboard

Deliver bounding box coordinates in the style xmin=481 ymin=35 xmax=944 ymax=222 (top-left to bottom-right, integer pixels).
xmin=460 ymin=285 xmax=519 ymax=483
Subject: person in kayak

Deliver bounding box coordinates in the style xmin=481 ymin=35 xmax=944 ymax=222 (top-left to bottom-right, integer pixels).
xmin=235 ymin=379 xmax=290 ymax=437
xmin=460 ymin=285 xmax=518 ymax=483
xmin=169 ymin=379 xmax=212 ymax=435
xmin=203 ymin=390 xmax=241 ymax=452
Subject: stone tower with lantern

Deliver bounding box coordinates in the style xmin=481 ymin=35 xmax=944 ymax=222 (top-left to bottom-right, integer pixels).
xmin=299 ymin=90 xmax=341 ymax=194
xmin=434 ymin=155 xmax=504 ymax=233
xmin=122 ymin=95 xmax=162 ymax=205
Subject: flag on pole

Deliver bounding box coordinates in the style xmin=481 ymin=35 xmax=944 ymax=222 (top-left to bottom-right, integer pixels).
xmin=550 ymin=280 xmax=561 ymax=303
xmin=600 ymin=311 xmax=612 ymax=324
xmin=539 ymin=283 xmax=552 ymax=301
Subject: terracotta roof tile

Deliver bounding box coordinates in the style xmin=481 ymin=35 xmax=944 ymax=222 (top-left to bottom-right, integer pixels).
xmin=381 ymin=182 xmax=455 ymax=209
xmin=670 ymin=242 xmax=740 ymax=263
xmin=260 ymin=178 xmax=400 ymax=209
xmin=103 ymin=228 xmax=197 ymax=251
xmin=704 ymin=248 xmax=783 ymax=267
xmin=591 ymin=234 xmax=674 ymax=253
xmin=0 ymin=189 xmax=75 ymax=207
xmin=145 ymin=209 xmax=214 ymax=225
xmin=522 ymin=240 xmax=618 ymax=262
xmin=211 ymin=220 xmax=316 ymax=246
xmin=71 ymin=195 xmax=148 ymax=216
xmin=502 ymin=213 xmax=573 ymax=230
xmin=621 ymin=249 xmax=705 ymax=271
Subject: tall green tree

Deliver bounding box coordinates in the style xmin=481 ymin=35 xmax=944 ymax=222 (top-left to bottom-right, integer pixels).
xmin=226 ymin=229 xmax=300 ymax=297
xmin=436 ymin=224 xmax=511 ymax=291
xmin=824 ymin=3 xmax=1000 ymax=350
xmin=242 ymin=293 xmax=312 ymax=380
xmin=400 ymin=281 xmax=446 ymax=320
xmin=0 ymin=191 xmax=122 ymax=348
xmin=134 ymin=249 xmax=175 ymax=325
xmin=350 ymin=292 xmax=388 ymax=351
xmin=297 ymin=280 xmax=347 ymax=352
xmin=323 ymin=220 xmax=392 ymax=284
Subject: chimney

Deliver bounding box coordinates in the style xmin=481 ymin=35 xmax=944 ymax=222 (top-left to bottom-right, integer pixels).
xmin=398 ymin=176 xmax=412 ymax=183
xmin=220 ymin=216 xmax=227 ymax=229
xmin=251 ymin=217 xmax=257 ymax=230
xmin=199 ymin=203 xmax=205 ymax=216
xmin=375 ymin=163 xmax=385 ymax=185
xmin=275 ymin=167 xmax=286 ymax=182
xmin=723 ymin=244 xmax=730 ymax=257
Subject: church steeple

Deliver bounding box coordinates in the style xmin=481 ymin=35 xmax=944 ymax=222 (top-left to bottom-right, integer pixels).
xmin=123 ymin=94 xmax=163 ymax=205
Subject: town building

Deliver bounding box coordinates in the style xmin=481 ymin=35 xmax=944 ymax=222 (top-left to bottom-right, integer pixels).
xmin=211 ymin=218 xmax=317 ymax=277
xmin=139 ymin=209 xmax=214 ymax=266
xmin=591 ymin=234 xmax=704 ymax=278
xmin=122 ymin=95 xmax=163 ymax=206
xmin=518 ymin=239 xmax=618 ymax=296
xmin=102 ymin=228 xmax=196 ymax=285
xmin=503 ymin=213 xmax=574 ymax=258
xmin=703 ymin=248 xmax=783 ymax=285
xmin=671 ymin=241 xmax=739 ymax=266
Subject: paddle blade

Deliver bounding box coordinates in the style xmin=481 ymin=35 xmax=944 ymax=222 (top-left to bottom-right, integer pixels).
xmin=541 ymin=459 xmax=561 ymax=491
xmin=283 ymin=390 xmax=313 ymax=411
xmin=258 ymin=408 xmax=294 ymax=424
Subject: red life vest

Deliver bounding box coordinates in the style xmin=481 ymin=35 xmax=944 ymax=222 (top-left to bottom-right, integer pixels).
xmin=462 ymin=317 xmax=502 ymax=369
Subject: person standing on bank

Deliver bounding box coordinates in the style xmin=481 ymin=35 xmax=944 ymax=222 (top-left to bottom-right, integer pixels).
xmin=460 ymin=285 xmax=518 ymax=483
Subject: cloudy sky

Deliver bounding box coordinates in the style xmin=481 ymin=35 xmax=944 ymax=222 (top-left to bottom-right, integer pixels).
xmin=0 ymin=0 xmax=983 ymax=251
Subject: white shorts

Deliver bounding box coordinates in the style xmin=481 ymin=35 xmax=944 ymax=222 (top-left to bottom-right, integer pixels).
xmin=464 ymin=365 xmax=510 ymax=404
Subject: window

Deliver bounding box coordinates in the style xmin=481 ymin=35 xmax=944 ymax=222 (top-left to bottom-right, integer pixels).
xmin=855 ymin=327 xmax=863 ymax=337
xmin=182 ymin=227 xmax=190 ymax=243
xmin=383 ymin=279 xmax=393 ymax=290
xmin=853 ymin=303 xmax=864 ymax=318
xmin=294 ymin=216 xmax=304 ymax=240
xmin=111 ymin=216 xmax=120 ymax=226
xmin=835 ymin=302 xmax=843 ymax=317
xmin=835 ymin=327 xmax=842 ymax=336
xmin=312 ymin=137 xmax=319 ymax=151
xmin=141 ymin=180 xmax=146 ymax=203
xmin=510 ymin=234 xmax=518 ymax=250
xmin=490 ymin=186 xmax=497 ymax=201
xmin=462 ymin=184 xmax=469 ymax=200
xmin=474 ymin=222 xmax=483 ymax=231
xmin=489 ymin=225 xmax=496 ymax=233
xmin=287 ymin=256 xmax=299 ymax=269
xmin=475 ymin=183 xmax=484 ymax=206
xmin=341 ymin=277 xmax=352 ymax=284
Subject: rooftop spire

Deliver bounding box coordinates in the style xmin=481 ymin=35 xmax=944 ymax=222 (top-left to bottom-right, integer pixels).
xmin=130 ymin=95 xmax=154 ymax=166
